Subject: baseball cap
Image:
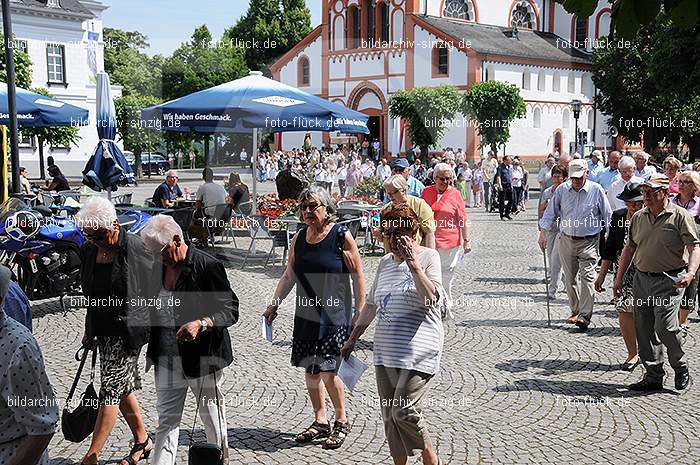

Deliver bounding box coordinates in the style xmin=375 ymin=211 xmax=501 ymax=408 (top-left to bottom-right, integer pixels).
xmin=568 ymin=159 xmax=588 ymax=178
xmin=391 ymin=158 xmax=410 ymax=169
xmin=643 ymin=173 xmax=670 ymax=190
xmin=590 ymin=150 xmax=602 ymax=159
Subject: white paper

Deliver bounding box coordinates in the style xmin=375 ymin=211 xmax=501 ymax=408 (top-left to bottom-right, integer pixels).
xmin=260 ymin=317 xmax=273 ymax=342
xmin=663 ymin=271 xmax=686 ymax=284
xmin=338 ymin=355 xmax=368 ymax=391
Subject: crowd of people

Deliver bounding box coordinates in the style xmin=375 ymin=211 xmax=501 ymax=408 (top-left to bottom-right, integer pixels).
xmin=3 ymin=142 xmax=699 ymax=465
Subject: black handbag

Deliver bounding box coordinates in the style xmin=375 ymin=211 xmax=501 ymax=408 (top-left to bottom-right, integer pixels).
xmin=188 ymin=378 xmax=225 ymax=465
xmin=61 ymin=347 xmax=98 ymax=443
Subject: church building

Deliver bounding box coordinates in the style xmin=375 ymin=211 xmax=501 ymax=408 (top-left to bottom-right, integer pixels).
xmin=271 ymin=0 xmax=627 ymax=161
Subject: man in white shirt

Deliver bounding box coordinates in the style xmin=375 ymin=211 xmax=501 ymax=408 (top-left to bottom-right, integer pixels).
xmin=634 ymin=151 xmax=657 ymax=180
xmin=376 ymin=158 xmax=391 ymax=183
xmin=361 ymin=159 xmax=375 ymax=178
xmin=240 ymin=148 xmax=248 ymax=168
xmin=606 ymin=156 xmax=643 ymax=210
xmin=537 ymin=156 xmax=556 ymax=191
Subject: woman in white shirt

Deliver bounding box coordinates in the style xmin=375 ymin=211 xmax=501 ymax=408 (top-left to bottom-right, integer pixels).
xmin=342 ymin=203 xmax=444 ymax=465
xmin=512 ymin=160 xmax=525 ymax=213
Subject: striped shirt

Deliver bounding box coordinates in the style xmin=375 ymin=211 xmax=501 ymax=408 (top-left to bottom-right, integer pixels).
xmin=368 ymin=249 xmax=444 ymax=375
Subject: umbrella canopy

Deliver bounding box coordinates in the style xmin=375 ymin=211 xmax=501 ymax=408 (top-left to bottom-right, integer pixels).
xmin=141 ymin=71 xmax=369 ymax=134
xmin=82 ymin=72 xmax=134 ymax=192
xmin=0 ymin=83 xmax=89 ymax=127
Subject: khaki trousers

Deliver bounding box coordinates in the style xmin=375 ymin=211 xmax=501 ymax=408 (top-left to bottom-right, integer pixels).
xmin=557 ymin=235 xmax=598 ymax=322
xmin=375 ymin=365 xmax=434 ymax=458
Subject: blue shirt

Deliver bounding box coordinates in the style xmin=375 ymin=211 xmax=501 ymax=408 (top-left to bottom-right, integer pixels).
xmin=407 ymin=176 xmax=424 ymax=198
xmin=587 ymin=160 xmax=605 ymax=180
xmin=592 ymin=167 xmax=621 ymax=191
xmin=635 ymin=165 xmax=657 ymax=180
xmin=3 ymin=281 xmax=32 ymax=331
xmin=539 ymin=179 xmax=612 ymax=236
xmin=152 ymin=182 xmax=183 ymax=208
xmin=495 ymin=163 xmax=513 ymax=184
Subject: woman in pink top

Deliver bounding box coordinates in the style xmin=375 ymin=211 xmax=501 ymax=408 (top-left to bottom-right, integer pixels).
xmin=422 ymin=163 xmax=472 ymax=311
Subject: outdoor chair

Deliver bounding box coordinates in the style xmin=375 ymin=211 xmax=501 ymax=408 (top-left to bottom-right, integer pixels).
xmin=202 ymin=203 xmax=233 ymax=247
xmin=41 ymin=193 xmax=55 ymax=208
xmin=226 ymin=201 xmax=254 ymax=247
xmin=241 ymin=214 xmax=278 ymax=269
xmin=144 ymin=197 xmax=156 ymax=208
xmin=162 ymin=207 xmax=195 ymax=242
xmin=112 ymin=193 xmax=133 ymax=205
xmin=335 ymin=208 xmax=363 ymax=238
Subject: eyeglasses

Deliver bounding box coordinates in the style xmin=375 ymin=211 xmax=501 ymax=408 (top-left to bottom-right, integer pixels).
xmin=436 ymin=176 xmax=453 ymax=183
xmin=299 ymin=203 xmax=321 ymax=212
xmin=167 ymin=176 xmax=178 ymax=180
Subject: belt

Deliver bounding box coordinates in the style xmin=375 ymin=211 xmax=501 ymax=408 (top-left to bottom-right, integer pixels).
xmin=638 ymin=267 xmax=686 ymax=277
xmin=561 ymin=233 xmax=599 ymax=240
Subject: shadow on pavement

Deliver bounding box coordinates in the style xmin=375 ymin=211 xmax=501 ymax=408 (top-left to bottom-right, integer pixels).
xmin=492 ymin=378 xmax=680 ymax=398
xmin=495 ymin=358 xmax=619 ymax=375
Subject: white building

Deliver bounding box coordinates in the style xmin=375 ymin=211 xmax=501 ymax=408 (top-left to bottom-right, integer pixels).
xmin=3 ymin=0 xmax=120 ymax=176
xmin=271 ymin=0 xmax=634 ymax=161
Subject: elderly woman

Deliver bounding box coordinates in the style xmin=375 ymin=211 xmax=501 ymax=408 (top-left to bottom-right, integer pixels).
xmin=595 ymin=182 xmax=644 ymax=371
xmin=373 ymin=174 xmax=436 ymax=250
xmin=422 ymin=162 xmax=471 ymax=309
xmin=75 ymin=197 xmax=153 ymax=465
xmin=664 ymin=156 xmax=683 ymax=195
xmin=606 ymin=156 xmax=642 ymax=210
xmin=141 ymin=215 xmax=238 ymax=465
xmin=345 ymin=160 xmax=363 ymax=196
xmin=341 ymin=203 xmax=444 ymax=465
xmin=263 ymin=185 xmax=365 ymax=449
xmin=672 ymin=170 xmax=700 ymax=335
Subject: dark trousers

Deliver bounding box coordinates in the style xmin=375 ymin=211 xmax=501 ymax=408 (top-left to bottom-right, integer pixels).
xmin=338 ymin=179 xmax=346 ymax=197
xmin=498 ymin=185 xmax=514 ymax=218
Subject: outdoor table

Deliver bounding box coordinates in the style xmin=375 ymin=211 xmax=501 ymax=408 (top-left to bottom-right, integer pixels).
xmin=175 ymin=197 xmax=197 ymax=208
xmin=341 ymin=203 xmax=382 ymax=255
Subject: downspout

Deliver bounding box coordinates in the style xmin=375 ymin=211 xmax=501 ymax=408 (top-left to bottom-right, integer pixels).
xmin=593 ymin=86 xmax=598 ymax=155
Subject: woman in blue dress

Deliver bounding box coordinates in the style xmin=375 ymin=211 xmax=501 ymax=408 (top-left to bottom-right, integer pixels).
xmin=264 ymin=185 xmax=365 ymax=450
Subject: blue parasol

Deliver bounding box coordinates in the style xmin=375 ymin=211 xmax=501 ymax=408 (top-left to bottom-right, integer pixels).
xmin=0 ymin=83 xmax=89 ymax=127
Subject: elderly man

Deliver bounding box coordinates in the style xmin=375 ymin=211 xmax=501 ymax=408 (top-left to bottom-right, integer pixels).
xmin=592 ymin=150 xmax=621 ymax=190
xmin=142 ymin=215 xmax=239 ymax=465
xmin=152 ymin=170 xmax=183 ymax=209
xmin=539 ymin=159 xmax=612 ymax=330
xmin=587 ymin=150 xmax=605 ymax=180
xmin=634 ymin=151 xmax=657 ymax=180
xmin=614 ymin=174 xmax=699 ymax=391
xmin=537 ymin=156 xmax=556 ymax=191
xmin=390 ymin=158 xmax=424 ymax=198
xmin=607 ymin=156 xmax=644 ymax=210
xmin=376 ymin=158 xmax=391 ymax=183
xmin=0 ymin=266 xmax=59 ymax=465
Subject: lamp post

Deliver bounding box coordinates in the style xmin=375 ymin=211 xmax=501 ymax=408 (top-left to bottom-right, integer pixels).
xmin=570 ymin=99 xmax=582 ymax=156
xmin=2 ymin=0 xmax=20 ymax=195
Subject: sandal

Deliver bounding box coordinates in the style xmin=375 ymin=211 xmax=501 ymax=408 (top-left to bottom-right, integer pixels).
xmin=295 ymin=421 xmax=330 ymax=443
xmin=119 ymin=436 xmax=153 ymax=465
xmin=324 ymin=420 xmax=351 ymax=450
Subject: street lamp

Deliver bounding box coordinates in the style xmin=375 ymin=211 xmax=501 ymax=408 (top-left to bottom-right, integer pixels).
xmin=570 ymin=99 xmax=582 ymax=155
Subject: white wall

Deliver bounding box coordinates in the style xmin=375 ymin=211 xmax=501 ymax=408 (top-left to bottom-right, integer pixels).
xmin=278 ymin=35 xmax=322 ymax=95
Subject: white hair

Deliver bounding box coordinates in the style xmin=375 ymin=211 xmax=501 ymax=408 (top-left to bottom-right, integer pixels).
xmin=75 ymin=196 xmax=117 ymax=230
xmin=383 ymin=174 xmax=408 ymax=192
xmin=433 ymin=162 xmax=454 ymax=178
xmin=618 ymin=155 xmax=635 ymax=171
xmin=635 ymin=151 xmax=650 ymax=161
xmin=140 ymin=215 xmax=183 ymax=251
xmin=165 ymin=169 xmax=178 ymax=179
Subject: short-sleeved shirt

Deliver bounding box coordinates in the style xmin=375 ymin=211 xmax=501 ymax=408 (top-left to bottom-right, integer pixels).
xmin=3 ymin=281 xmax=32 ymax=331
xmin=422 ymin=185 xmax=467 ymax=249
xmin=380 ymin=195 xmax=435 ymax=250
xmin=482 ymin=158 xmax=498 ymax=184
xmin=0 ymin=311 xmax=58 ymax=465
xmin=152 ymin=182 xmax=183 ymax=208
xmin=406 ymin=176 xmax=424 ymax=197
xmin=496 ymin=163 xmax=513 ymax=185
xmin=196 ymin=182 xmax=227 ymax=210
xmin=367 ymin=249 xmax=444 ymax=375
xmin=627 ymin=201 xmax=700 ymax=272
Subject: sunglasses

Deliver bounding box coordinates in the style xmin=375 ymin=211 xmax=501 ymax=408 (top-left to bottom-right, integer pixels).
xmin=436 ymin=176 xmax=453 ymax=182
xmin=678 ymin=180 xmax=694 ymax=185
xmin=299 ymin=203 xmax=321 ymax=212
xmin=84 ymin=229 xmax=107 ymax=242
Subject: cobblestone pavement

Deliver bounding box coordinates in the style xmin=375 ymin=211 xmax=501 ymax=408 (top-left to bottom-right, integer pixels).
xmin=33 ymin=205 xmax=700 ymax=464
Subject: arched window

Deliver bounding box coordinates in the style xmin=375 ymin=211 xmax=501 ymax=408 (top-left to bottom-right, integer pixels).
xmin=533 ymin=108 xmax=542 ymax=128
xmin=377 ymin=1 xmax=390 ymax=43
xmin=537 ymin=70 xmax=545 ymax=91
xmin=364 ymin=0 xmax=375 ymax=45
xmin=562 ymin=109 xmax=570 ymax=129
xmin=567 ymin=72 xmax=576 ymax=93
xmin=573 ymin=16 xmax=588 ymax=48
xmin=347 ymin=5 xmax=360 ymax=49
xmin=553 ymin=71 xmax=561 ymax=92
xmin=298 ymin=57 xmax=310 ymax=87
xmin=432 ymin=44 xmax=449 ymax=77
xmin=511 ymin=1 xmax=536 ymax=29
xmin=522 ymin=68 xmax=531 ymax=90
xmin=443 ymin=0 xmax=475 ymax=21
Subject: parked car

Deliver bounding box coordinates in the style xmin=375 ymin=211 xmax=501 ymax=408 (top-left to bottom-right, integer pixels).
xmin=124 ymin=152 xmax=168 ymax=175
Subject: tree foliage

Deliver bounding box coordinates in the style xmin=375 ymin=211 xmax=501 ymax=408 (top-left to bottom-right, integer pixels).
xmin=224 ymin=0 xmax=312 ymax=72
xmin=115 ymin=95 xmax=162 ymax=178
xmin=556 ymin=0 xmax=699 ymax=39
xmin=592 ymin=13 xmax=700 ymax=157
xmin=0 ymin=35 xmax=32 ymax=89
xmin=462 ymin=81 xmax=526 ymax=154
xmin=389 ymin=86 xmax=463 ymax=154
xmin=103 ymin=28 xmax=162 ymax=98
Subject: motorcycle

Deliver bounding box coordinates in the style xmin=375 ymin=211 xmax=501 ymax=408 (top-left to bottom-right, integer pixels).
xmin=0 ymin=198 xmax=151 ymax=302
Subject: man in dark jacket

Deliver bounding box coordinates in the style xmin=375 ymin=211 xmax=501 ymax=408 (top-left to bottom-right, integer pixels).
xmin=141 ymin=215 xmax=239 ymax=465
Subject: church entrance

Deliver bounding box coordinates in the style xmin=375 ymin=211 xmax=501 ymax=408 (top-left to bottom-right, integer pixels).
xmin=366 ymin=115 xmax=381 ymax=159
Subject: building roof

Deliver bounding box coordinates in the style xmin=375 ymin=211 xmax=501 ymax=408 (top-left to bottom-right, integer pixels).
xmin=11 ymin=0 xmax=94 ymax=19
xmin=416 ymin=15 xmax=592 ymax=66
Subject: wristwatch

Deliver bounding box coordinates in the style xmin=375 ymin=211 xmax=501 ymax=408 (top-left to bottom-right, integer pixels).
xmin=200 ymin=318 xmax=209 ymax=332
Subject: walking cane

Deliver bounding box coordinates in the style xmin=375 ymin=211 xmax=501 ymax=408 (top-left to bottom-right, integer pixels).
xmin=542 ymin=247 xmax=552 ymax=327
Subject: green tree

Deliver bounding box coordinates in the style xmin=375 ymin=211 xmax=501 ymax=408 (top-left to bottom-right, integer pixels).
xmin=592 ymin=13 xmax=700 ymax=158
xmin=0 ymin=35 xmax=32 ymax=89
xmin=115 ymin=95 xmax=162 ymax=179
xmin=103 ymin=27 xmax=162 ymax=97
xmin=556 ymin=0 xmax=699 ymax=38
xmin=389 ymin=86 xmax=463 ymax=157
xmin=224 ymin=0 xmax=312 ymax=72
xmin=20 ymin=88 xmax=81 ymax=179
xmin=462 ymin=81 xmax=526 ymax=155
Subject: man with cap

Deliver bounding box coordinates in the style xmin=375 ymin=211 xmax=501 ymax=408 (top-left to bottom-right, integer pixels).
xmin=587 ymin=150 xmax=605 ymax=180
xmin=592 ymin=150 xmax=622 ymax=190
xmin=389 ymin=157 xmax=424 ymax=198
xmin=539 ymin=159 xmax=612 ymax=330
xmin=0 ymin=266 xmax=59 ymax=465
xmin=614 ymin=173 xmax=700 ymax=391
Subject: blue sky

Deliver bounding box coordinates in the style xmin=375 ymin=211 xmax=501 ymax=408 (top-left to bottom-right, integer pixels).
xmin=102 ymin=0 xmax=322 ymax=56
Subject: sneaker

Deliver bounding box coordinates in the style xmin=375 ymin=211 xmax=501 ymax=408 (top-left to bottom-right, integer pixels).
xmin=675 ymin=369 xmax=690 ymax=390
